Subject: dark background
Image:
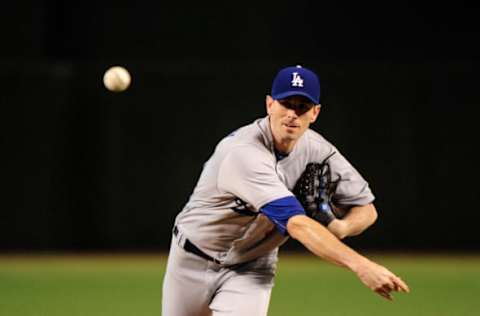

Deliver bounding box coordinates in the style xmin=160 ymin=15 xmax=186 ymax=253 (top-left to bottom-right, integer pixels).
xmin=1 ymin=2 xmax=479 ymax=252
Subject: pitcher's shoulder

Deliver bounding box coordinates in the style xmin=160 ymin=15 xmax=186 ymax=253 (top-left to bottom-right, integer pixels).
xmin=304 ymin=129 xmax=337 ymax=150
xmin=217 ymin=118 xmax=271 ymax=151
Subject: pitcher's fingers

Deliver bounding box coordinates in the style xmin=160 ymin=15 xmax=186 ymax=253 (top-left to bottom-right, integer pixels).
xmin=382 ymin=283 xmax=394 ymax=292
xmin=388 ymin=277 xmax=401 ymax=292
xmin=393 ymin=276 xmax=410 ymax=293
xmin=375 ymin=288 xmax=393 ymax=301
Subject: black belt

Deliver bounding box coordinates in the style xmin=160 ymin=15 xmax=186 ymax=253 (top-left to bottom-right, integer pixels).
xmin=173 ymin=226 xmax=221 ymax=264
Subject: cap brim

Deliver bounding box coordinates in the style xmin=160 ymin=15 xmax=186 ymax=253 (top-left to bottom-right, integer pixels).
xmin=272 ymin=91 xmax=319 ymax=104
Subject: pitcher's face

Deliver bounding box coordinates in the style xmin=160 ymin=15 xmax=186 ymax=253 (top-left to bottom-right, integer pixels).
xmin=266 ymin=95 xmax=320 ymax=148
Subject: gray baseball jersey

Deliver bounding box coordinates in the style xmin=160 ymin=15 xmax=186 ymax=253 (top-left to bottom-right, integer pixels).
xmin=174 ymin=116 xmax=374 ymax=266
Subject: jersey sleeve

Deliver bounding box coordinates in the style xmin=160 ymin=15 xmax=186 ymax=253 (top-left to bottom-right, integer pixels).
xmin=260 ymin=196 xmax=306 ymax=235
xmin=324 ymin=149 xmax=375 ymax=206
xmin=217 ymin=145 xmax=293 ymax=211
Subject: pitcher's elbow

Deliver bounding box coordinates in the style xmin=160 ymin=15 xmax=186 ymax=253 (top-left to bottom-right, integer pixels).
xmin=369 ymin=203 xmax=378 ymax=225
xmin=286 ymin=214 xmax=309 ymax=240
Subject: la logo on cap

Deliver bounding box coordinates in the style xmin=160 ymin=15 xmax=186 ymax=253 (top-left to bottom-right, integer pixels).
xmin=291 ymin=72 xmax=304 ymax=87
xmin=271 ymin=65 xmax=320 ymax=104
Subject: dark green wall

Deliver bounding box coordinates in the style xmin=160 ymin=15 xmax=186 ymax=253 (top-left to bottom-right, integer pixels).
xmin=1 ymin=2 xmax=479 ymax=251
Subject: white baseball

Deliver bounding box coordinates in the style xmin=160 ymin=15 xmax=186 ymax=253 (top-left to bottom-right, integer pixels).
xmin=103 ymin=66 xmax=131 ymax=92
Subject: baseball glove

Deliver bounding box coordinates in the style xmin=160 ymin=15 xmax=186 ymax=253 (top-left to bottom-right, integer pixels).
xmin=293 ymin=153 xmax=343 ymax=226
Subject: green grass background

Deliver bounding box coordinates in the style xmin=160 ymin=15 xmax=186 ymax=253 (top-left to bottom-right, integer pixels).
xmin=1 ymin=253 xmax=479 ymax=316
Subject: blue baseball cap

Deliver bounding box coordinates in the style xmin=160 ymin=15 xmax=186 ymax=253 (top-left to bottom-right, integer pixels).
xmin=271 ymin=65 xmax=320 ymax=104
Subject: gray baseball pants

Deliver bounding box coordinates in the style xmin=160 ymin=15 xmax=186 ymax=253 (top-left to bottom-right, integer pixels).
xmin=161 ymin=231 xmax=277 ymax=316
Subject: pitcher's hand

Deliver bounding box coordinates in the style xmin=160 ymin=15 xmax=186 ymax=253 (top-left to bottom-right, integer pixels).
xmin=354 ymin=259 xmax=410 ymax=300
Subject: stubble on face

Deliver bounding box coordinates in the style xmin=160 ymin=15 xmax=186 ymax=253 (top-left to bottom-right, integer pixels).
xmin=266 ymin=95 xmax=320 ymax=153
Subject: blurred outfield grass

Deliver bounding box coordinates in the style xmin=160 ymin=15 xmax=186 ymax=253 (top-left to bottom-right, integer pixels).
xmin=0 ymin=253 xmax=479 ymax=316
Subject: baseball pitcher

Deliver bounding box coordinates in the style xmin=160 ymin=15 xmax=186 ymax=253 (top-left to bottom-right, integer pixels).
xmin=162 ymin=65 xmax=409 ymax=316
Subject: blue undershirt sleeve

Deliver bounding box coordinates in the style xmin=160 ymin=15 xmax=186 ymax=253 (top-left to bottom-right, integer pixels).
xmin=260 ymin=196 xmax=306 ymax=236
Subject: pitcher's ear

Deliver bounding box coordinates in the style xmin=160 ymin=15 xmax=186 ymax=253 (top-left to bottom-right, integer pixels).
xmin=310 ymin=105 xmax=321 ymax=123
xmin=266 ymin=95 xmax=274 ymax=114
